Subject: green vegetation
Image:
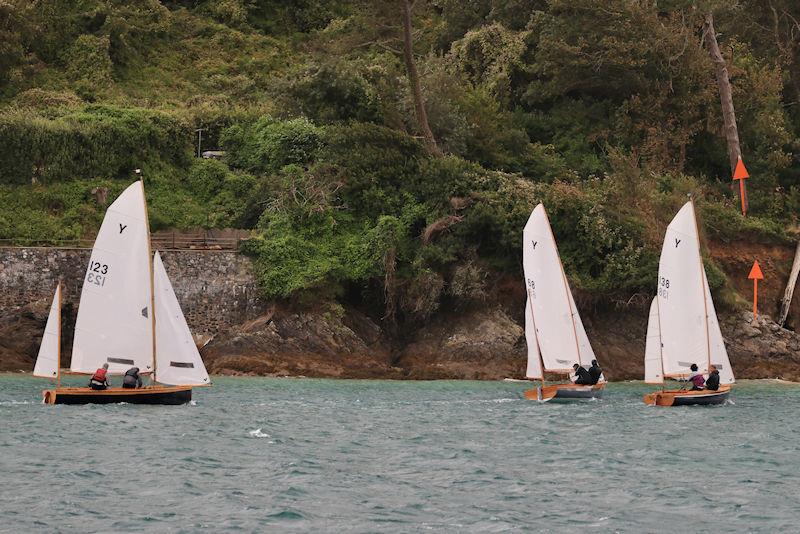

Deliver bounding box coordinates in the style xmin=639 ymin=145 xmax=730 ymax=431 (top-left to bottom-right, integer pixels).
xmin=0 ymin=0 xmax=798 ymax=319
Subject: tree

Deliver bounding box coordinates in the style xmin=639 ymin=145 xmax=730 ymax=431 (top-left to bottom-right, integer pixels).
xmin=703 ymin=12 xmax=742 ymax=173
xmin=399 ymin=0 xmax=442 ymax=157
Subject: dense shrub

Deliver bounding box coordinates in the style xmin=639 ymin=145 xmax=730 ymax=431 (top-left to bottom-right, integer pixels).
xmin=221 ymin=117 xmax=323 ymax=175
xmin=0 ymin=106 xmax=190 ymax=185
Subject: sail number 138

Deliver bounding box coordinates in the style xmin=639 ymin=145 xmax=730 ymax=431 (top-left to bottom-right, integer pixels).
xmin=87 ymin=261 xmax=109 ymax=287
xmin=658 ymin=277 xmax=670 ymax=299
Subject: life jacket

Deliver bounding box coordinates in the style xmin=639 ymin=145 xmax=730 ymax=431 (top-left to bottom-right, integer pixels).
xmin=91 ymin=368 xmax=108 ymax=382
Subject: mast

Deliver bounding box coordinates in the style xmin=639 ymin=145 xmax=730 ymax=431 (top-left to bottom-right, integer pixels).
xmin=690 ymin=199 xmax=713 ymax=373
xmin=56 ymin=282 xmax=62 ymax=388
xmin=543 ymin=207 xmax=584 ymax=368
xmin=526 ymin=289 xmax=546 ymax=388
xmin=140 ymin=180 xmax=158 ymax=383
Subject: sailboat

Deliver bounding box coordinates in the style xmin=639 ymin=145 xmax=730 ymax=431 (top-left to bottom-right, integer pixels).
xmin=35 ymin=181 xmax=210 ymax=405
xmin=643 ymin=200 xmax=734 ymax=406
xmin=521 ymin=204 xmax=605 ymax=402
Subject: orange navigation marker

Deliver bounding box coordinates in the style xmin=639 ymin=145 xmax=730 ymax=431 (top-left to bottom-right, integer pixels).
xmin=748 ymin=260 xmax=764 ymax=318
xmin=733 ymin=156 xmax=750 ymax=217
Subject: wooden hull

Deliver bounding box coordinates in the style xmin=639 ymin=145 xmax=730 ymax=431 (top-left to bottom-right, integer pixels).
xmin=524 ymin=382 xmax=605 ymax=402
xmin=643 ymin=385 xmax=731 ymax=407
xmin=42 ymin=385 xmax=192 ymax=405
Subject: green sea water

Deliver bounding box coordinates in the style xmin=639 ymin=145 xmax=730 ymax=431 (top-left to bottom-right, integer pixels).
xmin=1 ymin=375 xmax=799 ymax=533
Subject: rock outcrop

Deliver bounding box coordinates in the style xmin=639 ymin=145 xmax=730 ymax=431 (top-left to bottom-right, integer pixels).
xmin=3 ymin=298 xmax=800 ymax=381
xmin=395 ymin=306 xmax=525 ymax=380
xmin=0 ymin=297 xmax=52 ymax=372
xmin=723 ymin=312 xmax=800 ymax=381
xmin=200 ymin=305 xmax=402 ymax=378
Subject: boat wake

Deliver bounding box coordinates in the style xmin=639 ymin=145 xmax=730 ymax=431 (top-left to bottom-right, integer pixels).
xmin=249 ymin=428 xmax=273 ymax=441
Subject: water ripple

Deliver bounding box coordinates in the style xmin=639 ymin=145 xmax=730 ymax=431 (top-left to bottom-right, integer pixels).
xmin=1 ymin=376 xmax=799 ymax=532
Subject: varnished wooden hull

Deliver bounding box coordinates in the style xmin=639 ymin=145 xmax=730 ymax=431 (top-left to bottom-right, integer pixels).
xmin=42 ymin=385 xmax=192 ymax=405
xmin=643 ymin=385 xmax=731 ymax=407
xmin=524 ymin=382 xmax=605 ymax=402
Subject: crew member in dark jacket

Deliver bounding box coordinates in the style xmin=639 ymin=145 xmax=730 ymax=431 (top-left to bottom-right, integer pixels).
xmin=705 ymin=366 xmax=720 ymax=391
xmin=588 ymin=359 xmax=602 ymax=384
xmin=572 ymin=364 xmax=593 ymax=385
xmin=122 ymin=367 xmax=143 ymax=389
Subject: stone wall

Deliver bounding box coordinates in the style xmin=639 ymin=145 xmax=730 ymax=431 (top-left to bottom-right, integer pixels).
xmin=0 ymin=247 xmax=267 ymax=336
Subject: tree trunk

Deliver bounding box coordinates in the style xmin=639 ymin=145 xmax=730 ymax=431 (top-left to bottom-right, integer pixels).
xmin=703 ymin=13 xmax=746 ymax=212
xmin=703 ymin=13 xmax=741 ymax=172
xmin=400 ymin=0 xmax=442 ymax=157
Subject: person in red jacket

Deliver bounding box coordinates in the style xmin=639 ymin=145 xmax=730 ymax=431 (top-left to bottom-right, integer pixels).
xmin=89 ymin=363 xmax=110 ymax=390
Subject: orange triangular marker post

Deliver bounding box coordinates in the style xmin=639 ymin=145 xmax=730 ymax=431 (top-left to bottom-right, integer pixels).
xmin=733 ymin=156 xmax=750 ymax=216
xmin=748 ymin=260 xmax=763 ymax=280
xmin=748 ymin=260 xmax=763 ymax=317
xmin=733 ymin=157 xmax=749 ymax=180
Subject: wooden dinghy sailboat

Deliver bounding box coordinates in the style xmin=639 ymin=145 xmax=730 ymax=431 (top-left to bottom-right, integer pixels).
xmin=35 ymin=181 xmax=210 ymax=405
xmin=643 ymin=200 xmax=734 ymax=407
xmin=521 ymin=204 xmax=605 ymax=402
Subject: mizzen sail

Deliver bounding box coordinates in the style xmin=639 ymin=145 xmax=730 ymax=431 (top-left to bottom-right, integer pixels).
xmin=71 ymin=181 xmax=154 ymax=375
xmin=153 ymin=253 xmax=210 ymax=386
xmin=33 ymin=284 xmax=61 ymax=379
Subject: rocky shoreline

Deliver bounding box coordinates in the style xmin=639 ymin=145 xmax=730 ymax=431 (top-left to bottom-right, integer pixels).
xmin=5 ymin=295 xmax=799 ymax=381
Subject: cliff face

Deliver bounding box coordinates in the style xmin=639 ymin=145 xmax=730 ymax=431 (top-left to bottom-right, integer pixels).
xmin=2 ymin=243 xmax=799 ymax=380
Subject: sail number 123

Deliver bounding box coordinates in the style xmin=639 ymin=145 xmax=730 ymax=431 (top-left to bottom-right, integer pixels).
xmin=87 ymin=261 xmax=109 ymax=287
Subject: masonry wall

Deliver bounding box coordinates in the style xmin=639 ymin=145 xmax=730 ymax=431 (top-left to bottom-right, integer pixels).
xmin=0 ymin=247 xmax=267 ymax=335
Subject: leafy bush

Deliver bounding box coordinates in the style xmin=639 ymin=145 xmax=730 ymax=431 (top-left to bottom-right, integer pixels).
xmin=0 ymin=105 xmax=190 ymax=185
xmin=221 ymin=117 xmax=323 ymax=175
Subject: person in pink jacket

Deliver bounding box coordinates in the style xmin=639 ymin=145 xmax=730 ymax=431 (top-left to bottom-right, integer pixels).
xmin=688 ymin=363 xmax=705 ymax=390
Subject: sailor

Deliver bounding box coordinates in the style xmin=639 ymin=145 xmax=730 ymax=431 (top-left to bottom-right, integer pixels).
xmin=89 ymin=363 xmax=110 ymax=390
xmin=588 ymin=359 xmax=603 ymax=384
xmin=688 ymin=363 xmax=705 ymax=390
xmin=705 ymin=366 xmax=720 ymax=391
xmin=572 ymin=363 xmax=593 ymax=385
xmin=122 ymin=367 xmax=143 ymax=389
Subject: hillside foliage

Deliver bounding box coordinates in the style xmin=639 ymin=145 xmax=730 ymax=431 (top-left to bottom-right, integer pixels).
xmin=0 ymin=0 xmax=798 ymax=319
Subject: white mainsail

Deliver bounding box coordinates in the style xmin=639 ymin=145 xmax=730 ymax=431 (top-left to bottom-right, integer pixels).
xmin=153 ymin=253 xmax=210 ymax=386
xmin=703 ymin=270 xmax=735 ymax=384
xmin=655 ymin=201 xmax=733 ymax=383
xmin=33 ymin=285 xmax=61 ymax=379
xmin=656 ymin=201 xmax=709 ymax=377
xmin=524 ymin=297 xmax=543 ymax=379
xmin=522 ymin=203 xmax=594 ymax=372
xmin=71 ymin=182 xmax=154 ymax=375
xmin=643 ymin=297 xmax=663 ymax=384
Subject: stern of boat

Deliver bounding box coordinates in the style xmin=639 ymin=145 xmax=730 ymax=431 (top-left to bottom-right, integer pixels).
xmin=42 ymin=389 xmax=56 ymax=405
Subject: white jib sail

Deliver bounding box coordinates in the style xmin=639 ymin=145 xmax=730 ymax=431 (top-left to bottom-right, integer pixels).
xmin=703 ymin=270 xmax=735 ymax=384
xmin=33 ymin=285 xmax=61 ymax=378
xmin=153 ymin=252 xmax=210 ymax=385
xmin=522 ymin=203 xmax=589 ymax=372
xmin=657 ymin=201 xmax=709 ymax=377
xmin=567 ymin=286 xmax=597 ymax=366
xmin=71 ymin=181 xmax=154 ymax=375
xmin=524 ymin=297 xmax=543 ymax=380
xmin=644 ymin=297 xmax=664 ymax=384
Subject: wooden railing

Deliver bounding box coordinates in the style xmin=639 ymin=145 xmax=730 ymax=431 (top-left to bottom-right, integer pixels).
xmin=0 ymin=232 xmax=249 ymax=251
